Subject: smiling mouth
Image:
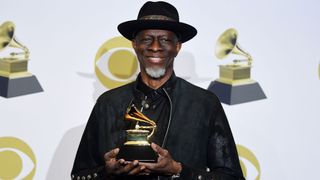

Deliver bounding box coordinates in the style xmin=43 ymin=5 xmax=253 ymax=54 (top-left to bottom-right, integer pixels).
xmin=147 ymin=57 xmax=164 ymax=64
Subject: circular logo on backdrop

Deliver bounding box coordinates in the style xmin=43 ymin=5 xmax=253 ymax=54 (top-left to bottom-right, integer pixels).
xmin=95 ymin=36 xmax=139 ymax=89
xmin=0 ymin=137 xmax=36 ymax=180
xmin=237 ymin=144 xmax=261 ymax=180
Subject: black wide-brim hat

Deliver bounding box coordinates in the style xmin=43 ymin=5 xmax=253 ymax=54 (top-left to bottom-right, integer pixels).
xmin=118 ymin=1 xmax=197 ymax=43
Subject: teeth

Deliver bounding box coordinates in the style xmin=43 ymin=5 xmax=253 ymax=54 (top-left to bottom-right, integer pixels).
xmin=148 ymin=57 xmax=162 ymax=63
xmin=149 ymin=57 xmax=161 ymax=60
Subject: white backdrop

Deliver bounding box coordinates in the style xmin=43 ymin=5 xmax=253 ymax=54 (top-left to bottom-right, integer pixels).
xmin=1 ymin=0 xmax=320 ymax=179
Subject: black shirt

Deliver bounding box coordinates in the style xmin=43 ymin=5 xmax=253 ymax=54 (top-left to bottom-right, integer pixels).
xmin=132 ymin=74 xmax=176 ymax=147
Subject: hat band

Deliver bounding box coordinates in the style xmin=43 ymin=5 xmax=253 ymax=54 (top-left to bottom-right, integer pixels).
xmin=139 ymin=15 xmax=176 ymax=22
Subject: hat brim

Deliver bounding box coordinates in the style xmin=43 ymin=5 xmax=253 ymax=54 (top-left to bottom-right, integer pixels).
xmin=118 ymin=20 xmax=197 ymax=43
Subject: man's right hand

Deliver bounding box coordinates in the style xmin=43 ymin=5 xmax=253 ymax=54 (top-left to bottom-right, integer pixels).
xmin=104 ymin=148 xmax=147 ymax=176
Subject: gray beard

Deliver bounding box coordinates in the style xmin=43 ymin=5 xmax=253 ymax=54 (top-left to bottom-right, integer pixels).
xmin=145 ymin=67 xmax=166 ymax=79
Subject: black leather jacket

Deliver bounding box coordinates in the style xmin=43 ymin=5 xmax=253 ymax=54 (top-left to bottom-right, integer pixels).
xmin=71 ymin=74 xmax=244 ymax=180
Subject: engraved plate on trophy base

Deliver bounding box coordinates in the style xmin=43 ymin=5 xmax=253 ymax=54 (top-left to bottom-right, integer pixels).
xmin=208 ymin=80 xmax=266 ymax=105
xmin=0 ymin=75 xmax=43 ymax=98
xmin=0 ymin=59 xmax=28 ymax=73
xmin=219 ymin=65 xmax=251 ymax=81
xmin=117 ymin=145 xmax=157 ymax=162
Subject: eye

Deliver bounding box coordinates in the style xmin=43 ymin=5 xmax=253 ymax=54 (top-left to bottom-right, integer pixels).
xmin=237 ymin=144 xmax=261 ymax=179
xmin=0 ymin=137 xmax=36 ymax=179
xmin=95 ymin=37 xmax=139 ymax=89
xmin=160 ymin=38 xmax=170 ymax=42
xmin=140 ymin=37 xmax=152 ymax=44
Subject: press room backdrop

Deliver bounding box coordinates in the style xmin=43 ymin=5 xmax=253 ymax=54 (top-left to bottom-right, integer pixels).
xmin=1 ymin=0 xmax=319 ymax=179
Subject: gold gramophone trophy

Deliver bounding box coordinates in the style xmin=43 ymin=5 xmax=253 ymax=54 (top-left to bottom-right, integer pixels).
xmin=117 ymin=105 xmax=157 ymax=162
xmin=0 ymin=21 xmax=42 ymax=98
xmin=208 ymin=28 xmax=266 ymax=105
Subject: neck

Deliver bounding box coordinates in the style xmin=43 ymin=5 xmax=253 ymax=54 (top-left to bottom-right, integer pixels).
xmin=140 ymin=69 xmax=173 ymax=89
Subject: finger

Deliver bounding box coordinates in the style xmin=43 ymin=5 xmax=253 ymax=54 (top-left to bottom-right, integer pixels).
xmin=113 ymin=159 xmax=125 ymax=169
xmin=143 ymin=168 xmax=152 ymax=173
xmin=128 ymin=165 xmax=145 ymax=175
xmin=115 ymin=160 xmax=139 ymax=174
xmin=104 ymin=148 xmax=119 ymax=161
xmin=105 ymin=158 xmax=124 ymax=175
xmin=137 ymin=166 xmax=151 ymax=176
xmin=151 ymin=143 xmax=169 ymax=157
xmin=140 ymin=162 xmax=157 ymax=170
xmin=151 ymin=143 xmax=161 ymax=153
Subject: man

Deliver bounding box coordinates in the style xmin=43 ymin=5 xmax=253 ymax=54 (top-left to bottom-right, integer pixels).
xmin=71 ymin=1 xmax=244 ymax=180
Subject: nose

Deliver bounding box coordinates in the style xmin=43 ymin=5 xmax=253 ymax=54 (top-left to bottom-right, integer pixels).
xmin=149 ymin=39 xmax=162 ymax=51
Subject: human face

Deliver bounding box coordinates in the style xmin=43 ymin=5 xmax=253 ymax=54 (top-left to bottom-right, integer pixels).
xmin=132 ymin=29 xmax=181 ymax=79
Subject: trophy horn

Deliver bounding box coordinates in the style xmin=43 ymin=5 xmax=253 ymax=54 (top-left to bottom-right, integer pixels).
xmin=215 ymin=28 xmax=252 ymax=65
xmin=125 ymin=106 xmax=156 ymax=127
xmin=125 ymin=106 xmax=156 ymax=139
xmin=0 ymin=21 xmax=29 ymax=58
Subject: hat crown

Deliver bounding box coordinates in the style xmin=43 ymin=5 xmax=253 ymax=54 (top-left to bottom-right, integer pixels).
xmin=137 ymin=1 xmax=179 ymax=22
xmin=118 ymin=1 xmax=197 ymax=43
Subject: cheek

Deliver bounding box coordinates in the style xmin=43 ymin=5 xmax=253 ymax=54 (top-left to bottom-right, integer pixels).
xmin=167 ymin=49 xmax=178 ymax=58
xmin=134 ymin=48 xmax=144 ymax=59
xmin=165 ymin=44 xmax=179 ymax=57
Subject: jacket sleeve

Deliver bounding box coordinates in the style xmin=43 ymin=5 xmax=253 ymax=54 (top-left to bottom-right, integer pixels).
xmin=177 ymin=100 xmax=245 ymax=180
xmin=70 ymin=99 xmax=109 ymax=180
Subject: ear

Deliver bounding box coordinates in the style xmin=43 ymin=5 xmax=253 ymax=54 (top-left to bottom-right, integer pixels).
xmin=176 ymin=42 xmax=182 ymax=54
xmin=132 ymin=40 xmax=137 ymax=50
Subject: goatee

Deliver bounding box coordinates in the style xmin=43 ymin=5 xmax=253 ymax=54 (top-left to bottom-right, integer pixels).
xmin=145 ymin=67 xmax=166 ymax=79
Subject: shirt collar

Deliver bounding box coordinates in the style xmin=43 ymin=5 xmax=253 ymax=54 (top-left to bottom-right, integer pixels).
xmin=133 ymin=72 xmax=176 ymax=100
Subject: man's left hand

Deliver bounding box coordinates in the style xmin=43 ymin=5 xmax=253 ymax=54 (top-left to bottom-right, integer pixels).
xmin=140 ymin=143 xmax=182 ymax=176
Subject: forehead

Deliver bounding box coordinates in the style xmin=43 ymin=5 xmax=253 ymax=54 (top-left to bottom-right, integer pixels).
xmin=135 ymin=29 xmax=177 ymax=37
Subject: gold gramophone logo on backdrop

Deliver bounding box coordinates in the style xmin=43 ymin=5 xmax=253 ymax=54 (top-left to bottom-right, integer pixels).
xmin=0 ymin=21 xmax=42 ymax=98
xmin=0 ymin=136 xmax=36 ymax=180
xmin=208 ymin=28 xmax=266 ymax=105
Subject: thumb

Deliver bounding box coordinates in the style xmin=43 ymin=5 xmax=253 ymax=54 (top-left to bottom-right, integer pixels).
xmin=104 ymin=148 xmax=119 ymax=160
xmin=151 ymin=143 xmax=166 ymax=156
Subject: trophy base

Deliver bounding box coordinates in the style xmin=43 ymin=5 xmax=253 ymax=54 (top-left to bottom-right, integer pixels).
xmin=0 ymin=75 xmax=43 ymax=98
xmin=117 ymin=145 xmax=157 ymax=162
xmin=208 ymin=80 xmax=266 ymax=105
